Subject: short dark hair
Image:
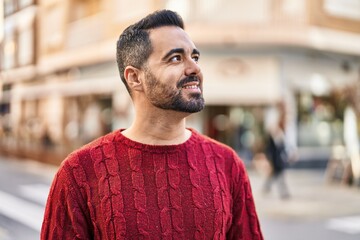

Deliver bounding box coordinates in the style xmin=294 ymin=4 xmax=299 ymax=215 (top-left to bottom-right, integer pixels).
xmin=116 ymin=9 xmax=184 ymax=94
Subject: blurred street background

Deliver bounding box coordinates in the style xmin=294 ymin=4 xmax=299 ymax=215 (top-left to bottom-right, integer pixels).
xmin=1 ymin=0 xmax=360 ymax=239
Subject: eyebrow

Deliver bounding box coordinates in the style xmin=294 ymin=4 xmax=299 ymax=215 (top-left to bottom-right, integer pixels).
xmin=162 ymin=48 xmax=200 ymax=61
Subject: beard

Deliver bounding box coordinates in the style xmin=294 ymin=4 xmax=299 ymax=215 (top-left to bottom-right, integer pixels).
xmin=144 ymin=70 xmax=205 ymax=113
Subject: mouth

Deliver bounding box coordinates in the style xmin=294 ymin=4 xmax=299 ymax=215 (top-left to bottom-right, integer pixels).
xmin=182 ymin=82 xmax=201 ymax=92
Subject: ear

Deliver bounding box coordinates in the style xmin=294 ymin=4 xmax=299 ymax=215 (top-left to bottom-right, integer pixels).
xmin=124 ymin=66 xmax=144 ymax=92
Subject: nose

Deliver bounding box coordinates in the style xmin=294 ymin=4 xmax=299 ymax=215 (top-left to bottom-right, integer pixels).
xmin=184 ymin=58 xmax=201 ymax=76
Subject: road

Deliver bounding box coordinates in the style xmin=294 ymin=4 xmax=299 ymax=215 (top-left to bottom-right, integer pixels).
xmin=0 ymin=155 xmax=360 ymax=239
xmin=0 ymin=156 xmax=56 ymax=240
xmin=250 ymin=167 xmax=360 ymax=240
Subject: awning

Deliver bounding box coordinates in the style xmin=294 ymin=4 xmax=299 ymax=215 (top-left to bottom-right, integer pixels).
xmin=11 ymin=77 xmax=125 ymax=100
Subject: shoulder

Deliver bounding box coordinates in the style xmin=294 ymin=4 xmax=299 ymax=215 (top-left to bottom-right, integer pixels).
xmin=52 ymin=131 xmax=121 ymax=191
xmin=191 ymin=129 xmax=246 ymax=171
xmin=61 ymin=130 xmax=120 ymax=171
xmin=191 ymin=129 xmax=238 ymax=159
xmin=191 ymin=130 xmax=249 ymax=185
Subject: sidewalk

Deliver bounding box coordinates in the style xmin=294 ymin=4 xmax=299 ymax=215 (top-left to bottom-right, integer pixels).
xmin=248 ymin=168 xmax=360 ymax=221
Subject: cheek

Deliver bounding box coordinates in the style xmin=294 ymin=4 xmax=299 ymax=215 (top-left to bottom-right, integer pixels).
xmin=146 ymin=76 xmax=174 ymax=98
xmin=161 ymin=66 xmax=184 ymax=82
xmin=157 ymin=82 xmax=179 ymax=97
xmin=147 ymin=66 xmax=184 ymax=92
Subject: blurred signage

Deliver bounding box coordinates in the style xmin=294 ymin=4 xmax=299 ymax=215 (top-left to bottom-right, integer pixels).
xmin=200 ymin=55 xmax=280 ymax=105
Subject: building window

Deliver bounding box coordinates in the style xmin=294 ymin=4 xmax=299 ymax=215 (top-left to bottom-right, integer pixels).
xmin=2 ymin=32 xmax=17 ymax=70
xmin=18 ymin=0 xmax=34 ymax=9
xmin=4 ymin=0 xmax=35 ymax=15
xmin=1 ymin=1 xmax=36 ymax=70
xmin=297 ymin=92 xmax=344 ymax=147
xmin=2 ymin=25 xmax=35 ymax=70
xmin=4 ymin=0 xmax=17 ymax=15
xmin=68 ymin=0 xmax=101 ymax=22
xmin=310 ymin=0 xmax=360 ymax=33
xmin=204 ymin=105 xmax=265 ymax=163
xmin=17 ymin=25 xmax=35 ymax=66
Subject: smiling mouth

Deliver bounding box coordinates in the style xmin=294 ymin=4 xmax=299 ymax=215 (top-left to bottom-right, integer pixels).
xmin=182 ymin=82 xmax=200 ymax=90
xmin=183 ymin=85 xmax=199 ymax=89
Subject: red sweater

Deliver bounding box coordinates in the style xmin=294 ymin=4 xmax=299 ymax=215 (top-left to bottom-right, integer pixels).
xmin=41 ymin=129 xmax=263 ymax=239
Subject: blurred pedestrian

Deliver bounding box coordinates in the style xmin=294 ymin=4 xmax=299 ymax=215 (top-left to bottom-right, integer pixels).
xmin=263 ymin=103 xmax=291 ymax=199
xmin=343 ymin=84 xmax=360 ymax=187
xmin=41 ymin=128 xmax=53 ymax=150
xmin=343 ymin=105 xmax=360 ymax=186
xmin=41 ymin=10 xmax=263 ymax=239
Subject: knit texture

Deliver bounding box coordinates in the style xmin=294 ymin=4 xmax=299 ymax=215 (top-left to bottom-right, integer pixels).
xmin=41 ymin=129 xmax=263 ymax=239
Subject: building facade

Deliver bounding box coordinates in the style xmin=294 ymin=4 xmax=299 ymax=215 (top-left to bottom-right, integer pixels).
xmin=1 ymin=0 xmax=360 ymax=166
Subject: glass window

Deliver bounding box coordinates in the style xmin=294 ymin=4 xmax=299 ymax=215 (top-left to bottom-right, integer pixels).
xmin=18 ymin=0 xmax=34 ymax=9
xmin=3 ymin=35 xmax=17 ymax=70
xmin=4 ymin=0 xmax=16 ymax=15
xmin=297 ymin=92 xmax=344 ymax=147
xmin=4 ymin=0 xmax=36 ymax=15
xmin=324 ymin=0 xmax=360 ymax=21
xmin=204 ymin=105 xmax=265 ymax=163
xmin=43 ymin=5 xmax=65 ymax=52
xmin=18 ymin=26 xmax=35 ymax=66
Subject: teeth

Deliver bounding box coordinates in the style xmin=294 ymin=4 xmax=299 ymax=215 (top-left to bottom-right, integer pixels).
xmin=183 ymin=85 xmax=198 ymax=89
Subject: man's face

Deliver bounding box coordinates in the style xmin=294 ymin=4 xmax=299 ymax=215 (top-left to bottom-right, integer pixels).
xmin=142 ymin=26 xmax=204 ymax=113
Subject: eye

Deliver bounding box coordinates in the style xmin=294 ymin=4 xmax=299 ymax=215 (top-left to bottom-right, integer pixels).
xmin=170 ymin=55 xmax=182 ymax=62
xmin=192 ymin=55 xmax=200 ymax=63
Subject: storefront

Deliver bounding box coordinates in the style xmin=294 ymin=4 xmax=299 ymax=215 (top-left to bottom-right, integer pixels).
xmin=282 ymin=50 xmax=359 ymax=166
xmin=199 ymin=49 xmax=360 ymax=167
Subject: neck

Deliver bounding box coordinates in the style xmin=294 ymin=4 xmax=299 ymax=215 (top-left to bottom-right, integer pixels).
xmin=122 ymin=107 xmax=192 ymax=145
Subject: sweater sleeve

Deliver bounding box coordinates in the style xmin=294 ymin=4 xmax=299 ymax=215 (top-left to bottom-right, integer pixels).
xmin=41 ymin=161 xmax=92 ymax=240
xmin=226 ymin=153 xmax=264 ymax=240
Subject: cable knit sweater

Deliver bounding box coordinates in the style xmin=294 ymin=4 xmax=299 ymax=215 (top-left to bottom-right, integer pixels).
xmin=41 ymin=129 xmax=263 ymax=239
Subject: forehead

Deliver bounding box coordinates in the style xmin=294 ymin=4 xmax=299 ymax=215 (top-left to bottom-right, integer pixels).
xmin=148 ymin=26 xmax=197 ymax=56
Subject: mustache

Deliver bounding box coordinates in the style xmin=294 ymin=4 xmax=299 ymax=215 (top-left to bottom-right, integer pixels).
xmin=177 ymin=76 xmax=200 ymax=88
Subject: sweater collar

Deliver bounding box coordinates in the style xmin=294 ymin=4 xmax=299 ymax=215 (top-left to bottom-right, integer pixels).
xmin=113 ymin=128 xmax=199 ymax=153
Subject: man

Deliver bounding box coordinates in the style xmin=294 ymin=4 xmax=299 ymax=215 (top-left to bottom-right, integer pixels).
xmin=41 ymin=10 xmax=263 ymax=239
